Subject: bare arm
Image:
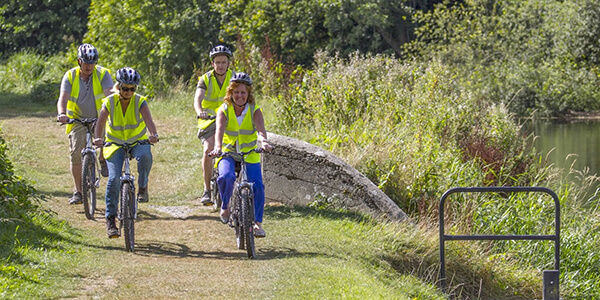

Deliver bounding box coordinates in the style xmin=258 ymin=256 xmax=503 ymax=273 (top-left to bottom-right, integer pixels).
xmin=253 ymin=109 xmax=272 ymax=151
xmin=210 ymin=108 xmax=227 ymax=155
xmin=193 ymin=88 xmax=209 ymax=118
xmin=140 ymin=104 xmax=159 ymax=143
xmin=94 ymin=107 xmax=109 ymax=146
xmin=56 ymin=91 xmax=70 ymax=123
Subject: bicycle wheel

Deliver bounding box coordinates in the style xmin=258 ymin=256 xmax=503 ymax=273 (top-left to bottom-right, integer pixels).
xmin=121 ymin=182 xmax=135 ymax=252
xmin=81 ymin=153 xmax=96 ymax=220
xmin=211 ymin=175 xmax=222 ymax=211
xmin=240 ymin=187 xmax=255 ymax=258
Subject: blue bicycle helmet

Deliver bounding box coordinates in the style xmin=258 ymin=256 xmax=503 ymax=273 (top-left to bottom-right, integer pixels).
xmin=209 ymin=45 xmax=233 ymax=61
xmin=77 ymin=44 xmax=99 ymax=64
xmin=116 ymin=67 xmax=141 ymax=85
xmin=230 ymin=72 xmax=252 ymax=86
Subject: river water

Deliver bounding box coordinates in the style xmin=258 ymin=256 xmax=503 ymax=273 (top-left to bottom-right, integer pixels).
xmin=524 ymin=119 xmax=600 ymax=177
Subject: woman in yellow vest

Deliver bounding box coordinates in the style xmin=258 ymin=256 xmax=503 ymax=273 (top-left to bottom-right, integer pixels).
xmin=94 ymin=67 xmax=159 ymax=238
xmin=209 ymin=72 xmax=272 ymax=238
xmin=194 ymin=45 xmax=234 ymax=206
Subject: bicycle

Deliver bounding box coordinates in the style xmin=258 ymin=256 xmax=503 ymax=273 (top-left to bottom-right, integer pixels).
xmin=216 ymin=148 xmax=266 ymax=259
xmin=63 ymin=118 xmax=101 ymax=220
xmin=107 ymin=140 xmax=150 ymax=252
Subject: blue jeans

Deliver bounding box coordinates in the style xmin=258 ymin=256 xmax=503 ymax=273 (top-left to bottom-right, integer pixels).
xmin=217 ymin=156 xmax=265 ymax=223
xmin=104 ymin=144 xmax=152 ymax=217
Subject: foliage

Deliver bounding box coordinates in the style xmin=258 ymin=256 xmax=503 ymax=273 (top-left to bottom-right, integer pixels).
xmin=86 ymin=0 xmax=221 ymax=91
xmin=0 ymin=50 xmax=70 ymax=103
xmin=406 ymin=0 xmax=600 ymax=117
xmin=213 ymin=0 xmax=442 ymax=66
xmin=0 ymin=128 xmax=40 ymax=222
xmin=0 ymin=0 xmax=89 ymax=58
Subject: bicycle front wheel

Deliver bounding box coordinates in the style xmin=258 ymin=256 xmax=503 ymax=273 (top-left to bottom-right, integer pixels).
xmin=81 ymin=153 xmax=96 ymax=220
xmin=211 ymin=176 xmax=222 ymax=211
xmin=240 ymin=187 xmax=255 ymax=259
xmin=121 ymin=182 xmax=135 ymax=252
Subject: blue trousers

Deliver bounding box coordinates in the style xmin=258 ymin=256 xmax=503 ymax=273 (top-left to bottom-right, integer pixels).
xmin=104 ymin=144 xmax=152 ymax=217
xmin=217 ymin=156 xmax=265 ymax=223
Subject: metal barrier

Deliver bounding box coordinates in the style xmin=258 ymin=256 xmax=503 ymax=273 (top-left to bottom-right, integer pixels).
xmin=439 ymin=187 xmax=560 ymax=299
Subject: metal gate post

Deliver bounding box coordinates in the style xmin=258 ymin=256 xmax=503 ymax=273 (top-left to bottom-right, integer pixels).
xmin=439 ymin=187 xmax=560 ymax=298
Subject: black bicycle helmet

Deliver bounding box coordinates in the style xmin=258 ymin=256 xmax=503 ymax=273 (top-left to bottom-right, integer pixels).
xmin=116 ymin=67 xmax=141 ymax=85
xmin=230 ymin=72 xmax=252 ymax=86
xmin=77 ymin=44 xmax=99 ymax=64
xmin=209 ymin=45 xmax=233 ymax=61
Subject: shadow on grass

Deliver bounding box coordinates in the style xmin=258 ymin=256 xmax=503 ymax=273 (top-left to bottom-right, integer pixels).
xmin=127 ymin=240 xmax=324 ymax=261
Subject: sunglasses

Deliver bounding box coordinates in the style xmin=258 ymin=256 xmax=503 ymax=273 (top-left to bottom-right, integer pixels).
xmin=121 ymin=87 xmax=136 ymax=92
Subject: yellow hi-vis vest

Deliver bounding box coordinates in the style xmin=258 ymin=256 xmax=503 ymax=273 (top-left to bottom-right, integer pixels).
xmin=102 ymin=94 xmax=148 ymax=159
xmin=65 ymin=66 xmax=110 ymax=134
xmin=197 ymin=69 xmax=233 ymax=130
xmin=220 ymin=103 xmax=261 ymax=164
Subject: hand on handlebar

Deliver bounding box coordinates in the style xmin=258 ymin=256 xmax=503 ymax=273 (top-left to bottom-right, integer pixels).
xmin=197 ymin=111 xmax=215 ymax=120
xmin=208 ymin=148 xmax=222 ymax=158
xmin=93 ymin=138 xmax=104 ymax=147
xmin=57 ymin=114 xmax=69 ymax=124
xmin=261 ymin=141 xmax=273 ymax=152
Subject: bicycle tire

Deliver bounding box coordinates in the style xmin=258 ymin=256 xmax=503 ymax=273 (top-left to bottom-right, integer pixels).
xmin=240 ymin=187 xmax=255 ymax=258
xmin=81 ymin=153 xmax=96 ymax=220
xmin=231 ymin=190 xmax=244 ymax=250
xmin=122 ymin=182 xmax=135 ymax=252
xmin=211 ymin=176 xmax=222 ymax=211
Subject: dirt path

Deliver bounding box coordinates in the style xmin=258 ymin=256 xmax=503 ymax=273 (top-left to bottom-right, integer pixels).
xmin=2 ymin=114 xmax=286 ymax=299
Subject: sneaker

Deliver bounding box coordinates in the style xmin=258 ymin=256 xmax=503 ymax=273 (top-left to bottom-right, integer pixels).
xmin=253 ymin=224 xmax=266 ymax=238
xmin=200 ymin=190 xmax=213 ymax=206
xmin=220 ymin=208 xmax=230 ymax=224
xmin=99 ymin=158 xmax=109 ymax=177
xmin=137 ymin=187 xmax=149 ymax=203
xmin=69 ymin=191 xmax=82 ymax=204
xmin=106 ymin=216 xmax=120 ymax=238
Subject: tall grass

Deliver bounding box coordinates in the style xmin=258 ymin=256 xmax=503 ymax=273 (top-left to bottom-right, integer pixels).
xmin=250 ymin=50 xmax=600 ymax=297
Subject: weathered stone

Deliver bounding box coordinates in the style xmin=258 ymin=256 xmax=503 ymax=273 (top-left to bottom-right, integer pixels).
xmin=262 ymin=133 xmax=409 ymax=222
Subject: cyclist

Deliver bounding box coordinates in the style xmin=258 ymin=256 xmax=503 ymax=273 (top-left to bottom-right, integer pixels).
xmin=194 ymin=45 xmax=235 ymax=206
xmin=56 ymin=44 xmax=113 ymax=205
xmin=93 ymin=67 xmax=159 ymax=238
xmin=209 ymin=72 xmax=272 ymax=238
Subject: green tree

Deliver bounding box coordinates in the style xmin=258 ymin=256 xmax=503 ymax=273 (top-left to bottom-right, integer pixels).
xmin=0 ymin=0 xmax=89 ymax=58
xmin=86 ymin=0 xmax=221 ymax=89
xmin=213 ymin=0 xmax=443 ymax=66
xmin=406 ymin=0 xmax=600 ymax=116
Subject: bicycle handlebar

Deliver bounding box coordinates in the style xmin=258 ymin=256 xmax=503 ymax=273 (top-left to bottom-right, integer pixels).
xmin=104 ymin=139 xmax=152 ymax=148
xmin=57 ymin=117 xmax=98 ymax=126
xmin=197 ymin=115 xmax=216 ymax=120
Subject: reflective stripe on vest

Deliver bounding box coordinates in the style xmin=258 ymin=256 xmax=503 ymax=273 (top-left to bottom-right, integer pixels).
xmin=221 ymin=103 xmax=261 ymax=164
xmin=65 ymin=66 xmax=109 ymax=134
xmin=102 ymin=94 xmax=148 ymax=159
xmin=197 ymin=69 xmax=233 ymax=130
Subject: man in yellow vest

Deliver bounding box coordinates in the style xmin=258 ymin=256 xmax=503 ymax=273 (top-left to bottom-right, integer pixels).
xmin=57 ymin=44 xmax=113 ymax=205
xmin=193 ymin=45 xmax=235 ymax=206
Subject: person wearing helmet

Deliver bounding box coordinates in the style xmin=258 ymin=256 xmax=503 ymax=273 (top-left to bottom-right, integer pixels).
xmin=209 ymin=72 xmax=272 ymax=238
xmin=56 ymin=43 xmax=114 ymax=205
xmin=193 ymin=44 xmax=235 ymax=206
xmin=93 ymin=67 xmax=159 ymax=238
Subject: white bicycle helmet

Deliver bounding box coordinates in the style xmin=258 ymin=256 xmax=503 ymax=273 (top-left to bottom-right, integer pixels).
xmin=209 ymin=45 xmax=233 ymax=61
xmin=116 ymin=67 xmax=141 ymax=85
xmin=77 ymin=44 xmax=99 ymax=64
xmin=230 ymin=72 xmax=252 ymax=86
